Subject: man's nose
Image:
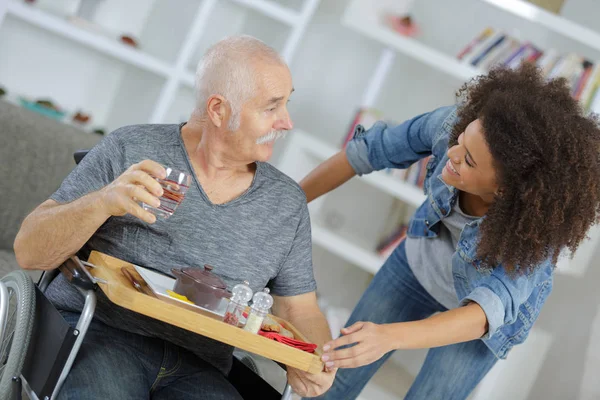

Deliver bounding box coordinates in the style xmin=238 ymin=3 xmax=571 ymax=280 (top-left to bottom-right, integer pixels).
xmin=274 ymin=110 xmax=293 ymax=130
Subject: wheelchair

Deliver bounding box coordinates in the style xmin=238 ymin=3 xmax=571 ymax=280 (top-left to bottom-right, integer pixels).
xmin=0 ymin=150 xmax=295 ymax=400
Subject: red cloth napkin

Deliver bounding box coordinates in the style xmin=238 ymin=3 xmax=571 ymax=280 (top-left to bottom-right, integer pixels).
xmin=258 ymin=331 xmax=318 ymax=353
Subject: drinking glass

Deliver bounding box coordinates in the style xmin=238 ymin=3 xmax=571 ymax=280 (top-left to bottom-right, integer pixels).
xmin=142 ymin=167 xmax=191 ymax=219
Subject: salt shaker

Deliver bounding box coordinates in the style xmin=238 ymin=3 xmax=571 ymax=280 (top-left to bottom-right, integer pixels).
xmin=244 ymin=288 xmax=273 ymax=334
xmin=223 ymin=281 xmax=253 ymax=327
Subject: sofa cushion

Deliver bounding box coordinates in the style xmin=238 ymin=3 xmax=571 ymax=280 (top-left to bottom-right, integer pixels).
xmin=0 ymin=250 xmax=42 ymax=281
xmin=0 ymin=100 xmax=101 ymax=250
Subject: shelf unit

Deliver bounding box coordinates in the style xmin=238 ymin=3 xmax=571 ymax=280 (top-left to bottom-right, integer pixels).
xmin=312 ymin=225 xmax=383 ymax=275
xmin=341 ymin=0 xmax=483 ymax=82
xmin=481 ymin=0 xmax=600 ymax=52
xmin=0 ymin=0 xmax=321 ymax=132
xmin=342 ymin=0 xmax=600 ymax=110
xmin=297 ymin=130 xmax=427 ymax=208
xmin=279 ymin=130 xmax=424 ymax=276
xmin=6 ymin=1 xmax=174 ymax=77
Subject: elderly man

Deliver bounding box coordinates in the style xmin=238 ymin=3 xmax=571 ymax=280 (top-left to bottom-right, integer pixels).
xmin=14 ymin=35 xmax=335 ymax=399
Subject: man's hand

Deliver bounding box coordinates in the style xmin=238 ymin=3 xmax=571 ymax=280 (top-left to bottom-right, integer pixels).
xmin=321 ymin=322 xmax=396 ymax=369
xmin=286 ymin=366 xmax=336 ymax=397
xmin=98 ymin=160 xmax=166 ymax=224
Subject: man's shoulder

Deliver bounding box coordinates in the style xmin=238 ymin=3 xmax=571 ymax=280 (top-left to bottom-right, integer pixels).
xmin=258 ymin=162 xmax=307 ymax=203
xmin=109 ymin=124 xmax=180 ymax=146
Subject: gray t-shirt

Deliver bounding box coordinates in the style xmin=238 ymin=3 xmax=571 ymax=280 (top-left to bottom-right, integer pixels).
xmin=46 ymin=123 xmax=316 ymax=374
xmin=406 ymin=197 xmax=479 ymax=309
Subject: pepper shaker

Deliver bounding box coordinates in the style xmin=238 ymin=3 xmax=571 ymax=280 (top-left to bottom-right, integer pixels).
xmin=223 ymin=281 xmax=253 ymax=327
xmin=244 ymin=288 xmax=273 ymax=334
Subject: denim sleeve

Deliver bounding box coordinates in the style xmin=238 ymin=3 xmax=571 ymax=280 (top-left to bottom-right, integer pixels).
xmin=459 ymin=263 xmax=553 ymax=338
xmin=345 ymin=105 xmax=456 ymax=176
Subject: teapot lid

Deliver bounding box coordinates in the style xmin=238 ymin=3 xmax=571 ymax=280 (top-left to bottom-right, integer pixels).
xmin=181 ymin=265 xmax=227 ymax=289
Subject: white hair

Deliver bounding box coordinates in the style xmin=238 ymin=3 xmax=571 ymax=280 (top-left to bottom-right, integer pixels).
xmin=195 ymin=35 xmax=285 ymax=131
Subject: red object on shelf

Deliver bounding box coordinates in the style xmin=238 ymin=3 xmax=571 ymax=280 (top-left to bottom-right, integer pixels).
xmin=73 ymin=111 xmax=91 ymax=124
xmin=386 ymin=14 xmax=419 ymax=37
xmin=120 ymin=35 xmax=138 ymax=48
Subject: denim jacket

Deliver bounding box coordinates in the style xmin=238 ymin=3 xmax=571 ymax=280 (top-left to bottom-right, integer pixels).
xmin=345 ymin=105 xmax=554 ymax=359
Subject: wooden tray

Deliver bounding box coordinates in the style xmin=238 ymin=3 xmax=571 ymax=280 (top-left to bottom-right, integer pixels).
xmin=87 ymin=251 xmax=324 ymax=374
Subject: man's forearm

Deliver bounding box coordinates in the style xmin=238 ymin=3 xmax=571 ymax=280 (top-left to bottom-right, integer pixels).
xmin=389 ymin=303 xmax=488 ymax=350
xmin=14 ymin=193 xmax=110 ymax=270
xmin=300 ymin=151 xmax=356 ymax=203
xmin=287 ymin=310 xmax=332 ymax=349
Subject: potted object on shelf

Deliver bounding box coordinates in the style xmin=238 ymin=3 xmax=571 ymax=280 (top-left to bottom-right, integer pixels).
xmin=120 ymin=35 xmax=139 ymax=48
xmin=171 ymin=265 xmax=231 ymax=311
xmin=385 ymin=14 xmax=419 ymax=37
xmin=73 ymin=110 xmax=91 ymax=124
xmin=19 ymin=98 xmax=65 ymax=120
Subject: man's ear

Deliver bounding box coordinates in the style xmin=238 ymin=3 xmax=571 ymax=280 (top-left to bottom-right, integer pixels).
xmin=206 ymin=95 xmax=229 ymax=128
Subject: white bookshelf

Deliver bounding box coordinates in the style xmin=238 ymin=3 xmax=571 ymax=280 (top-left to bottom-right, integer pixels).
xmin=481 ymin=0 xmax=600 ymax=53
xmin=342 ymin=0 xmax=600 ymax=92
xmin=312 ymin=225 xmax=383 ymax=275
xmin=0 ymin=0 xmax=320 ymax=132
xmin=341 ymin=0 xmax=483 ymax=82
xmin=6 ymin=1 xmax=173 ymax=77
xmin=295 ymin=130 xmax=427 ymax=208
xmin=279 ymin=130 xmax=424 ymax=277
xmin=231 ymin=0 xmax=300 ymax=26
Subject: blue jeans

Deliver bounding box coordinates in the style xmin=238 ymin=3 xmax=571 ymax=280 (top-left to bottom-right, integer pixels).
xmin=57 ymin=311 xmax=242 ymax=400
xmin=313 ymin=241 xmax=498 ymax=400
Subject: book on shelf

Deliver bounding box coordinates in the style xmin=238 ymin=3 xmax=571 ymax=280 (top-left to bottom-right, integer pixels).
xmin=376 ymin=224 xmax=408 ymax=259
xmin=457 ymin=28 xmax=599 ymax=114
xmin=342 ymin=109 xmax=433 ymax=189
xmin=384 ymin=155 xmax=431 ymax=190
xmin=342 ymin=108 xmax=383 ymax=148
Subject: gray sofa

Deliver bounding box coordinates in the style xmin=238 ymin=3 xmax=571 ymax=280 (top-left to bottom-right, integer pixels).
xmin=0 ymin=99 xmax=100 ymax=277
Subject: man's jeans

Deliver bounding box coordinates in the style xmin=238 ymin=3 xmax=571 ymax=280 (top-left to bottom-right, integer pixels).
xmin=57 ymin=311 xmax=242 ymax=400
xmin=312 ymin=240 xmax=498 ymax=400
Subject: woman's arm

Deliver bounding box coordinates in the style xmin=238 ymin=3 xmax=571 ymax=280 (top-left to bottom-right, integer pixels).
xmin=320 ymin=303 xmax=488 ymax=369
xmin=300 ymin=150 xmax=356 ymax=203
xmin=391 ymin=302 xmax=488 ymax=349
xmin=300 ymin=106 xmax=456 ymax=203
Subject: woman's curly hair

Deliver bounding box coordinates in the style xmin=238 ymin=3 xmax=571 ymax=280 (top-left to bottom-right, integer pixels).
xmin=450 ymin=63 xmax=600 ymax=274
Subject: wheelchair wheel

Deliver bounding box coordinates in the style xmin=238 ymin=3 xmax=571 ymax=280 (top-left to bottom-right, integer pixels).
xmin=0 ymin=271 xmax=36 ymax=399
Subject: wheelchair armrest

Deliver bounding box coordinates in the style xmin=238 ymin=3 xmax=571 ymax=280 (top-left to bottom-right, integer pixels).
xmin=38 ymin=269 xmax=60 ymax=292
xmin=73 ymin=149 xmax=89 ymax=165
xmin=58 ymin=257 xmax=96 ymax=291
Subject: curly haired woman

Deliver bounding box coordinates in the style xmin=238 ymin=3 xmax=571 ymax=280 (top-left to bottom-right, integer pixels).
xmin=301 ymin=64 xmax=600 ymax=400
